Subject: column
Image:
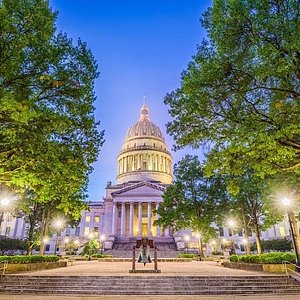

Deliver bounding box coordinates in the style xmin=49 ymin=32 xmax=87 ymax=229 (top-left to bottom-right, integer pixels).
xmin=165 ymin=226 xmax=170 ymax=236
xmin=138 ymin=202 xmax=142 ymax=236
xmin=129 ymin=202 xmax=134 ymax=236
xmin=147 ymin=202 xmax=152 ymax=236
xmin=155 ymin=202 xmax=160 ymax=237
xmin=111 ymin=202 xmax=117 ymax=235
xmin=121 ymin=202 xmax=126 ymax=236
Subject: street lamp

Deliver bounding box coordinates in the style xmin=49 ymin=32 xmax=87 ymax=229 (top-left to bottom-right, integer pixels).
xmin=184 ymin=235 xmax=190 ymax=253
xmin=54 ymin=219 xmax=65 ymax=255
xmin=282 ymin=197 xmax=300 ymax=270
xmin=0 ymin=198 xmax=10 ymax=231
xmin=228 ymin=219 xmax=236 ymax=254
xmin=87 ymin=232 xmax=94 ymax=260
xmin=100 ymin=234 xmax=106 ymax=255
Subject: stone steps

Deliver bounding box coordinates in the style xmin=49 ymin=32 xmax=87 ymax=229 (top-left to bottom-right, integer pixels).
xmin=0 ymin=275 xmax=299 ymax=295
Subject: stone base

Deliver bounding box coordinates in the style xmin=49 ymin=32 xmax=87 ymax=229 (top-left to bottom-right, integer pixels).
xmin=129 ymin=269 xmax=161 ymax=273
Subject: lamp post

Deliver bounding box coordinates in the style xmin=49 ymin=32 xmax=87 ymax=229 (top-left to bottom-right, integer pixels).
xmin=0 ymin=198 xmax=10 ymax=232
xmin=184 ymin=235 xmax=190 ymax=253
xmin=100 ymin=234 xmax=106 ymax=255
xmin=282 ymin=197 xmax=300 ymax=270
xmin=228 ymin=220 xmax=236 ymax=254
xmin=54 ymin=219 xmax=64 ymax=255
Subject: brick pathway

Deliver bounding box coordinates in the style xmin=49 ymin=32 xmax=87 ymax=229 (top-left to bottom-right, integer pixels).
xmin=16 ymin=260 xmax=268 ymax=276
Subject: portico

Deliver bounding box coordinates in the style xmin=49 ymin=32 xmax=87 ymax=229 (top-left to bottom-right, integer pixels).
xmin=111 ymin=200 xmax=163 ymax=237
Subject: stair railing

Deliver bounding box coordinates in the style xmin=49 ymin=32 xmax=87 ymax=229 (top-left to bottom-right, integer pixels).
xmin=0 ymin=260 xmax=8 ymax=275
xmin=282 ymin=261 xmax=300 ymax=282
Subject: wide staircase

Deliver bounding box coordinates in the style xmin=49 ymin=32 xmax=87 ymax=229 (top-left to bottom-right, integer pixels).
xmin=106 ymin=236 xmax=179 ymax=258
xmin=0 ymin=275 xmax=300 ymax=295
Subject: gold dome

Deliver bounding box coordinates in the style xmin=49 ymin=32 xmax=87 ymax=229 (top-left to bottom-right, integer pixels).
xmin=125 ymin=104 xmax=165 ymax=142
xmin=116 ymin=103 xmax=173 ymax=184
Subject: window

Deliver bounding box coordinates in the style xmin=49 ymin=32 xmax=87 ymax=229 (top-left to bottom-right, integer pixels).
xmin=84 ymin=227 xmax=90 ymax=236
xmin=279 ymin=227 xmax=286 ymax=237
xmin=75 ymin=227 xmax=80 ymax=236
xmin=85 ymin=215 xmax=90 ymax=222
xmin=5 ymin=227 xmax=11 ymax=236
xmin=240 ymin=245 xmax=245 ymax=252
xmin=94 ymin=215 xmax=100 ymax=223
xmin=45 ymin=244 xmax=50 ymax=252
xmin=94 ymin=227 xmax=99 ymax=234
xmin=238 ymin=229 xmax=243 ymax=237
xmin=219 ymin=227 xmax=224 ymax=237
xmin=66 ymin=226 xmax=71 ymax=236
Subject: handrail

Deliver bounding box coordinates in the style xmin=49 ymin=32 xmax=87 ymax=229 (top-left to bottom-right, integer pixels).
xmin=282 ymin=261 xmax=300 ymax=281
xmin=0 ymin=260 xmax=8 ymax=275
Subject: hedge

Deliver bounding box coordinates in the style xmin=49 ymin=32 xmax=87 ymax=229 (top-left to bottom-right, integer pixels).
xmin=229 ymin=252 xmax=296 ymax=264
xmin=177 ymin=253 xmax=197 ymax=258
xmin=0 ymin=255 xmax=59 ymax=264
xmin=91 ymin=254 xmax=113 ymax=258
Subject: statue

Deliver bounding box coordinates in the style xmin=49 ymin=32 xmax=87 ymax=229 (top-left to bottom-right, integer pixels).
xmin=137 ymin=237 xmax=152 ymax=266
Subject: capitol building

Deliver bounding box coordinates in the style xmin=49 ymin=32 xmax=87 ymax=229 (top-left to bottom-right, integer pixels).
xmin=0 ymin=103 xmax=291 ymax=255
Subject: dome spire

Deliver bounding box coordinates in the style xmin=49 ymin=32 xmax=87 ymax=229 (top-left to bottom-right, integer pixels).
xmin=139 ymin=96 xmax=150 ymax=121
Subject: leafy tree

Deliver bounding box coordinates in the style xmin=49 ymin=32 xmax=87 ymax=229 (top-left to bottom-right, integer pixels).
xmin=0 ymin=0 xmax=104 ymax=251
xmin=251 ymin=238 xmax=293 ymax=253
xmin=165 ymin=0 xmax=300 ymax=179
xmin=228 ymin=171 xmax=282 ymax=254
xmin=81 ymin=239 xmax=99 ymax=259
xmin=155 ymin=155 xmax=229 ymax=257
xmin=0 ymin=237 xmax=27 ymax=255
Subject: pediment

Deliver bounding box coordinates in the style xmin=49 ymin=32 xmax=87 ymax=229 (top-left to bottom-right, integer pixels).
xmin=111 ymin=181 xmax=166 ymax=198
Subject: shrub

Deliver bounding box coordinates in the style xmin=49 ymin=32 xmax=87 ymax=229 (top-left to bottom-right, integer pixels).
xmin=177 ymin=253 xmax=197 ymax=258
xmin=229 ymin=252 xmax=296 ymax=264
xmin=212 ymin=251 xmax=224 ymax=256
xmin=91 ymin=254 xmax=113 ymax=258
xmin=0 ymin=255 xmax=59 ymax=264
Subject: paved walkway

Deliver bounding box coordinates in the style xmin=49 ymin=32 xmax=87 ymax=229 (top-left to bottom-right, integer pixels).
xmin=14 ymin=260 xmax=268 ymax=276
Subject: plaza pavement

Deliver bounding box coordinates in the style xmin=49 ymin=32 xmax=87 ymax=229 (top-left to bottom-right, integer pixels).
xmin=0 ymin=261 xmax=299 ymax=300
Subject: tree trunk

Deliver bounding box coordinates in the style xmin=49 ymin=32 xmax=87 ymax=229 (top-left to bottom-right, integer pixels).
xmin=253 ymin=222 xmax=262 ymax=254
xmin=241 ymin=208 xmax=251 ymax=255
xmin=290 ymin=212 xmax=300 ymax=255
xmin=198 ymin=237 xmax=205 ymax=258
xmin=39 ymin=208 xmax=50 ymax=255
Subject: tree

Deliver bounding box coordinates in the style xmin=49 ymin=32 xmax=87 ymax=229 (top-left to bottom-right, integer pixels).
xmin=0 ymin=237 xmax=27 ymax=255
xmin=0 ymin=0 xmax=104 ymax=247
xmin=227 ymin=171 xmax=282 ymax=254
xmin=81 ymin=239 xmax=99 ymax=259
xmin=165 ymin=0 xmax=300 ymax=180
xmin=155 ymin=155 xmax=229 ymax=257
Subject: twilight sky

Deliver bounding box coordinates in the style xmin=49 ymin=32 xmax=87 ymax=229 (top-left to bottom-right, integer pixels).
xmin=49 ymin=0 xmax=211 ymax=201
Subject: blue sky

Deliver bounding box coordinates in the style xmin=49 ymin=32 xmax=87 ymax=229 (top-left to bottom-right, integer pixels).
xmin=50 ymin=0 xmax=211 ymax=201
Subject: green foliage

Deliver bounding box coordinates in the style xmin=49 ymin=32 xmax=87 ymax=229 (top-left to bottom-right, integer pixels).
xmin=0 ymin=238 xmax=27 ymax=255
xmin=0 ymin=255 xmax=59 ymax=264
xmin=91 ymin=254 xmax=113 ymax=259
xmin=251 ymin=238 xmax=293 ymax=252
xmin=212 ymin=251 xmax=224 ymax=256
xmin=165 ymin=0 xmax=300 ymax=179
xmin=0 ymin=0 xmax=103 ymax=220
xmin=155 ymin=155 xmax=229 ymax=242
xmin=0 ymin=0 xmax=104 ymax=254
xmin=177 ymin=253 xmax=197 ymax=258
xmin=229 ymin=252 xmax=296 ymax=264
xmin=80 ymin=239 xmax=99 ymax=256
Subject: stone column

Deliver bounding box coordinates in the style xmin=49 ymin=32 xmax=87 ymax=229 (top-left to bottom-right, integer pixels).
xmin=121 ymin=202 xmax=126 ymax=236
xmin=111 ymin=202 xmax=117 ymax=235
xmin=129 ymin=202 xmax=134 ymax=236
xmin=155 ymin=202 xmax=160 ymax=237
xmin=138 ymin=202 xmax=142 ymax=236
xmin=165 ymin=226 xmax=170 ymax=236
xmin=147 ymin=202 xmax=152 ymax=236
